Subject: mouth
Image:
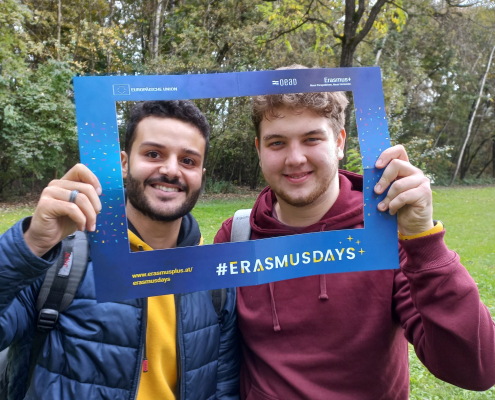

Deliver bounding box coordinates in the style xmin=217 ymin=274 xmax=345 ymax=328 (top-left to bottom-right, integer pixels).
xmin=283 ymin=171 xmax=313 ymax=183
xmin=150 ymin=183 xmax=183 ymax=193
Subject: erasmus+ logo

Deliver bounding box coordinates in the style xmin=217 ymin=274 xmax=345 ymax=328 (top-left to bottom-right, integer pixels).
xmin=113 ymin=84 xmax=130 ymax=95
xmin=324 ymin=77 xmax=351 ymax=83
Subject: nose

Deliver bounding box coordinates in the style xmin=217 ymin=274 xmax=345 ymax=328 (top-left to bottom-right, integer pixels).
xmin=159 ymin=155 xmax=180 ymax=178
xmin=285 ymin=143 xmax=307 ymax=167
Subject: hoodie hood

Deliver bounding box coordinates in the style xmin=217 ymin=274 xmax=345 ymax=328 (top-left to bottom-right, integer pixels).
xmin=249 ymin=170 xmax=364 ymax=332
xmin=250 ymin=170 xmax=364 ymax=240
xmin=127 ymin=213 xmax=202 ymax=251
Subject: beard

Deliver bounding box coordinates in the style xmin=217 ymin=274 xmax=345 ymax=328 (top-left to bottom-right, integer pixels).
xmin=265 ymin=150 xmax=339 ymax=208
xmin=126 ymin=171 xmax=201 ymax=222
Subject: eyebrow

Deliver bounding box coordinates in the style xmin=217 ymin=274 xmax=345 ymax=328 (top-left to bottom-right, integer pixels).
xmin=139 ymin=141 xmax=203 ymax=159
xmin=262 ymin=129 xmax=328 ymax=142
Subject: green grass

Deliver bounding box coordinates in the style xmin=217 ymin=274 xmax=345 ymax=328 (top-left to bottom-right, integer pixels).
xmin=1 ymin=187 xmax=494 ymax=398
xmin=0 ymin=206 xmax=35 ymax=233
xmin=408 ymin=186 xmax=495 ymax=400
xmin=192 ymin=197 xmax=257 ymax=244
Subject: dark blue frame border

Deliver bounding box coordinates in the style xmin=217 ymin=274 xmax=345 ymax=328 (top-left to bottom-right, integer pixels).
xmin=74 ymin=67 xmax=398 ymax=302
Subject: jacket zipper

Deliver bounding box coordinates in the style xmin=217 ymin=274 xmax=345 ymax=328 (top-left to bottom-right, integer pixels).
xmin=175 ymin=294 xmax=182 ymax=400
xmin=132 ymin=298 xmax=148 ymax=400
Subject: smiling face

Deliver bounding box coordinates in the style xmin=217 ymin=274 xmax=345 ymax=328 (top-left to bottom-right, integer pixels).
xmin=257 ymin=107 xmax=346 ymax=208
xmin=121 ymin=116 xmax=206 ymax=222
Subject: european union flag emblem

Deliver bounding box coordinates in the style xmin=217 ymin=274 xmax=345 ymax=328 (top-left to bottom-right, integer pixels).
xmin=113 ymin=84 xmax=130 ymax=95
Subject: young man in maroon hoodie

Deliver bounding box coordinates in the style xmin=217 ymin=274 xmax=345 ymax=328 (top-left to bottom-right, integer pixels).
xmin=214 ymin=87 xmax=495 ymax=399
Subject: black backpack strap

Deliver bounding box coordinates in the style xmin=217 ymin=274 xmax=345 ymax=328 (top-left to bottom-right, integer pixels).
xmin=27 ymin=231 xmax=89 ymax=388
xmin=209 ymin=289 xmax=227 ymax=324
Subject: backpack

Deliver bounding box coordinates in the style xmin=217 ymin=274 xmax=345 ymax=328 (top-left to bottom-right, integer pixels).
xmin=0 ymin=231 xmax=227 ymax=399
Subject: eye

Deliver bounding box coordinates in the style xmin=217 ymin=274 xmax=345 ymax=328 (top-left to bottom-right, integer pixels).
xmin=305 ymin=137 xmax=322 ymax=144
xmin=182 ymin=157 xmax=196 ymax=166
xmin=268 ymin=141 xmax=284 ymax=147
xmin=146 ymin=151 xmax=160 ymax=159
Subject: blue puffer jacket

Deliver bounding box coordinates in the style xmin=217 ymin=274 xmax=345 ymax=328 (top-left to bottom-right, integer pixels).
xmin=0 ymin=220 xmax=240 ymax=400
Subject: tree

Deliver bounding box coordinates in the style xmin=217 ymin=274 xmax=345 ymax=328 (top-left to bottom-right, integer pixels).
xmin=451 ymin=42 xmax=495 ymax=184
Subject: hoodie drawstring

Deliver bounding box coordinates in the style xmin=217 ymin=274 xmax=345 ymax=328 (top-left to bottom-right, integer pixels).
xmin=318 ymin=224 xmax=329 ymax=300
xmin=268 ymin=282 xmax=281 ymax=332
xmin=319 ymin=275 xmax=329 ymax=300
xmin=269 ymin=275 xmax=328 ymax=331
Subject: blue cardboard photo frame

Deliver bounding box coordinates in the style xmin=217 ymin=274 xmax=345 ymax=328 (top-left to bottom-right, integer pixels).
xmin=73 ymin=67 xmax=399 ymax=302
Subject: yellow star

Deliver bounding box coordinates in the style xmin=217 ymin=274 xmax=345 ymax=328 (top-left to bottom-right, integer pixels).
xmin=356 ymin=240 xmax=360 ymax=245
xmin=359 ymin=249 xmax=365 ymax=255
xmin=347 ymin=235 xmax=353 ymax=242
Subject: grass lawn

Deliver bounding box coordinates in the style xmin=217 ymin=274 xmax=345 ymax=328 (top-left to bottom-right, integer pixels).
xmin=191 ymin=197 xmax=258 ymax=244
xmin=1 ymin=186 xmax=494 ymax=398
xmin=0 ymin=206 xmax=36 ymax=233
xmin=408 ymin=186 xmax=495 ymax=400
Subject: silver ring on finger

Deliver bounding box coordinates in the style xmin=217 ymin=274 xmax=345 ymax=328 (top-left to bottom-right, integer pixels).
xmin=69 ymin=190 xmax=80 ymax=204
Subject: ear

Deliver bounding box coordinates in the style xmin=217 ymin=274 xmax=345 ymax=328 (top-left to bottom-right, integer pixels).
xmin=121 ymin=151 xmax=129 ymax=179
xmin=337 ymin=129 xmax=346 ymax=160
xmin=202 ymin=168 xmax=206 ymax=176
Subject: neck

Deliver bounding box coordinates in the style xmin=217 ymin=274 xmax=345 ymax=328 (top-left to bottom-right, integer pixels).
xmin=274 ymin=174 xmax=340 ymax=228
xmin=126 ymin=203 xmax=182 ymax=250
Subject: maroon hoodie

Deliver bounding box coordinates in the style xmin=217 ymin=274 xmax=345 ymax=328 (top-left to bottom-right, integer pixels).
xmin=214 ymin=171 xmax=495 ymax=400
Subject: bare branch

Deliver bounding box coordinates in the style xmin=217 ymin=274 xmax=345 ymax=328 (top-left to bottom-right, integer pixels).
xmin=262 ymin=0 xmax=316 ymax=44
xmin=264 ymin=19 xmax=310 ymax=43
xmin=306 ymin=17 xmax=343 ymax=39
xmin=386 ymin=0 xmax=410 ymax=15
xmin=354 ymin=0 xmax=388 ymax=45
xmin=356 ymin=0 xmax=366 ymax=23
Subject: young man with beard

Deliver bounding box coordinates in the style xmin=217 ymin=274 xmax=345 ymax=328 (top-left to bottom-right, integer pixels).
xmin=214 ymin=87 xmax=495 ymax=399
xmin=0 ymin=101 xmax=239 ymax=400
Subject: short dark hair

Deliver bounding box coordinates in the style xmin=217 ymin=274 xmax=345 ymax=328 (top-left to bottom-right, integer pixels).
xmin=125 ymin=100 xmax=210 ymax=163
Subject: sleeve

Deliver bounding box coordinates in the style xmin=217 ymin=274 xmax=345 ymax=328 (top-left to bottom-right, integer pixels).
xmin=0 ymin=219 xmax=61 ymax=350
xmin=393 ymin=229 xmax=495 ymax=391
xmin=215 ymin=287 xmax=240 ymax=400
xmin=213 ymin=217 xmax=234 ymax=245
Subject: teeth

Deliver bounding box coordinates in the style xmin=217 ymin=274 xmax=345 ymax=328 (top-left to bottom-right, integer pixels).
xmin=288 ymin=173 xmax=308 ymax=178
xmin=156 ymin=185 xmax=178 ymax=192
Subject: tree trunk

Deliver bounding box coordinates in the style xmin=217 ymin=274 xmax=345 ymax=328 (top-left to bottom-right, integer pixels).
xmin=72 ymin=0 xmax=85 ymax=62
xmin=433 ymin=108 xmax=455 ymax=147
xmin=375 ymin=31 xmax=388 ymax=66
xmin=106 ymin=0 xmax=115 ymax=73
xmin=339 ymin=0 xmax=388 ymax=67
xmin=89 ymin=0 xmax=95 ymax=74
xmin=493 ymin=138 xmax=495 ymax=178
xmin=476 ymin=155 xmax=495 ymax=179
xmin=151 ymin=0 xmax=168 ymax=59
xmin=451 ymin=43 xmax=495 ymax=185
xmin=57 ymin=0 xmax=62 ymax=60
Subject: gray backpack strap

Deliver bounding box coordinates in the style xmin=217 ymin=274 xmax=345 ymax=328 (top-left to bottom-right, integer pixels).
xmin=209 ymin=209 xmax=251 ymax=324
xmin=36 ymin=231 xmax=89 ymax=313
xmin=231 ymin=209 xmax=252 ymax=242
xmin=59 ymin=231 xmax=88 ymax=312
xmin=28 ymin=231 xmax=89 ymax=389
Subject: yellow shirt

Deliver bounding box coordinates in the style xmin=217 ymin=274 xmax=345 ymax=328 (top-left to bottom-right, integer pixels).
xmin=129 ymin=230 xmax=177 ymax=400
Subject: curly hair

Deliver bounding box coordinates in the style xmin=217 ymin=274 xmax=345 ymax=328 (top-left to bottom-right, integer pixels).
xmin=125 ymin=100 xmax=210 ymax=163
xmin=251 ymin=65 xmax=349 ymax=140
